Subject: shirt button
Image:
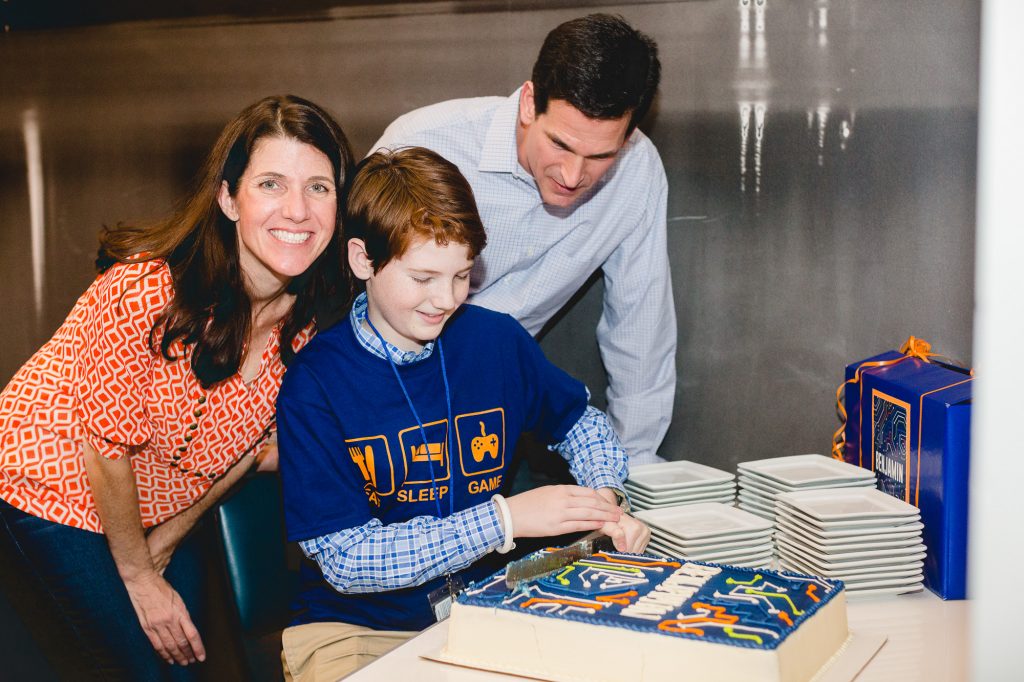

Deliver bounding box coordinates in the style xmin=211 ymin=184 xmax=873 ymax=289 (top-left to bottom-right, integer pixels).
xmin=189 ymin=423 xmax=198 ymax=431
xmin=197 ymin=396 xmax=207 ymax=404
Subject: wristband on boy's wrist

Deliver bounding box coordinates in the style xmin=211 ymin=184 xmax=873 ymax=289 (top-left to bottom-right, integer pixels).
xmin=491 ymin=494 xmax=516 ymax=554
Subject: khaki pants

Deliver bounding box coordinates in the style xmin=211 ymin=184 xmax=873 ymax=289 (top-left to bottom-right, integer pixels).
xmin=281 ymin=621 xmax=417 ymax=681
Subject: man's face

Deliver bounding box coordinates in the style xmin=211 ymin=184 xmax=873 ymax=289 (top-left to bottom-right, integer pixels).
xmin=516 ymin=82 xmax=631 ymax=209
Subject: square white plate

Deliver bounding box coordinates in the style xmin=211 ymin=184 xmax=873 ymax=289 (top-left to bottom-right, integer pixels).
xmin=695 ymin=547 xmax=775 ymax=564
xmin=739 ymin=471 xmax=876 ymax=495
xmin=779 ymin=555 xmax=924 ymax=580
xmin=633 ymin=494 xmax=737 ymax=511
xmin=634 ymin=503 xmax=772 ymax=540
xmin=649 ymin=527 xmax=774 ymax=550
xmin=775 ymin=519 xmax=922 ymax=552
xmin=779 ymin=556 xmax=925 ymax=583
xmin=626 ymin=460 xmax=735 ymax=492
xmin=780 ymin=557 xmax=922 ymax=589
xmin=738 ymin=454 xmax=876 ymax=487
xmin=646 ymin=540 xmax=773 ymax=566
xmin=775 ymin=532 xmax=925 ymax=561
xmin=736 ymin=502 xmax=775 ymax=521
xmin=846 ymin=584 xmax=924 ymax=599
xmin=775 ymin=514 xmax=924 ymax=541
xmin=776 ymin=488 xmax=920 ymax=522
xmin=650 ymin=532 xmax=773 ymax=561
xmin=737 ymin=490 xmax=776 ymax=510
xmin=775 ymin=503 xmax=920 ymax=530
xmin=775 ymin=536 xmax=926 ymax=570
xmin=626 ymin=482 xmax=736 ymax=503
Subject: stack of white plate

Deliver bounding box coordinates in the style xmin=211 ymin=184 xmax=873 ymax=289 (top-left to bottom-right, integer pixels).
xmin=736 ymin=454 xmax=877 ymax=522
xmin=625 ymin=460 xmax=736 ymax=511
xmin=636 ymin=502 xmax=774 ymax=568
xmin=774 ymin=487 xmax=926 ymax=598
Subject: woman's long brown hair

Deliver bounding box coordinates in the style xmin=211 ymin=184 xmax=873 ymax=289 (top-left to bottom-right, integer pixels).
xmin=97 ymin=95 xmax=355 ymax=388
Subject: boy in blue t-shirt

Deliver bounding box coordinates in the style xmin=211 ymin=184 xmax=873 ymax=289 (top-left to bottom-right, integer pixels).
xmin=277 ymin=147 xmax=650 ymax=680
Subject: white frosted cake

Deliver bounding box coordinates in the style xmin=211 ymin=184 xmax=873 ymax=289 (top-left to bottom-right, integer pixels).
xmin=443 ymin=550 xmax=849 ymax=682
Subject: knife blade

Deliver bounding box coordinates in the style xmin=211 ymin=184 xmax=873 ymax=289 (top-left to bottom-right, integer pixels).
xmin=504 ymin=531 xmax=617 ymax=590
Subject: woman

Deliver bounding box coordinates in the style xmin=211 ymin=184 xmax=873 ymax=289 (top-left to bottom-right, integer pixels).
xmin=0 ymin=95 xmax=354 ymax=680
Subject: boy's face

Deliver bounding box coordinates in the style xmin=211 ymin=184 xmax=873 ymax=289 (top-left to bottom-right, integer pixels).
xmin=349 ymin=237 xmax=474 ymax=352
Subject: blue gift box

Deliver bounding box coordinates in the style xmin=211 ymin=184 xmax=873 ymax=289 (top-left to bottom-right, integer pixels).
xmin=843 ymin=350 xmax=972 ymax=600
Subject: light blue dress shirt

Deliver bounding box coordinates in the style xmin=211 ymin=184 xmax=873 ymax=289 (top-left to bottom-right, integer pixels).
xmin=373 ymin=89 xmax=676 ymax=464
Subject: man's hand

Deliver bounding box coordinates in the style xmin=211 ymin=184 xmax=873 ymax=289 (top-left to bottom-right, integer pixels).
xmin=123 ymin=571 xmax=206 ymax=666
xmin=505 ymin=485 xmax=622 ymax=538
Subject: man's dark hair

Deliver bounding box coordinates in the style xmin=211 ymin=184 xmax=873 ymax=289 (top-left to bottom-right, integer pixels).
xmin=531 ymin=14 xmax=660 ymax=134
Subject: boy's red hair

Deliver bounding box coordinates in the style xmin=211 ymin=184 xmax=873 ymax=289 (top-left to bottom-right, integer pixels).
xmin=345 ymin=146 xmax=487 ymax=273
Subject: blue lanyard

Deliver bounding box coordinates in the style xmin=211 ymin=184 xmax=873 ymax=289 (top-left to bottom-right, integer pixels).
xmin=365 ymin=317 xmax=455 ymax=520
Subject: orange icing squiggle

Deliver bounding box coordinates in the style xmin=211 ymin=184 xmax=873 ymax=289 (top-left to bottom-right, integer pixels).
xmin=595 ymin=591 xmax=639 ymax=605
xmin=520 ymin=597 xmax=605 ymax=610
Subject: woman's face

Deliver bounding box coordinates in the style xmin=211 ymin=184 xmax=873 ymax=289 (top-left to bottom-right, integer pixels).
xmin=218 ymin=135 xmax=337 ymax=298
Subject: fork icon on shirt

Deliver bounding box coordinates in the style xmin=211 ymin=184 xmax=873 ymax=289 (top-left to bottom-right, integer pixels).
xmin=348 ymin=444 xmax=380 ymax=507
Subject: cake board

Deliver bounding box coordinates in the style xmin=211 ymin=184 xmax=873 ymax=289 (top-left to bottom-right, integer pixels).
xmin=423 ymin=631 xmax=886 ymax=682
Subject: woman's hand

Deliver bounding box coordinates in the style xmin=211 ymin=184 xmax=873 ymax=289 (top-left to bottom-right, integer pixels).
xmin=123 ymin=571 xmax=205 ymax=666
xmin=505 ymin=485 xmax=622 ymax=538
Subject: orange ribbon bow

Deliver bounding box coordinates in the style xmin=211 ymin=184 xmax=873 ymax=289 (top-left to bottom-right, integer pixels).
xmin=830 ymin=336 xmax=964 ymax=462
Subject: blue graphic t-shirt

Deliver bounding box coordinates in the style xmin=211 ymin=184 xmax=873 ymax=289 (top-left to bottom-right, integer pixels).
xmin=278 ymin=304 xmax=588 ymax=630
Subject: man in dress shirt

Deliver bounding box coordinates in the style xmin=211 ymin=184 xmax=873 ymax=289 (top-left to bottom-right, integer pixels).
xmin=373 ymin=13 xmax=675 ymax=466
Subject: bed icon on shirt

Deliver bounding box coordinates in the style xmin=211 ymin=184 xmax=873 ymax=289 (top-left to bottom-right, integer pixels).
xmin=456 ymin=408 xmax=505 ymax=476
xmin=398 ymin=419 xmax=451 ymax=484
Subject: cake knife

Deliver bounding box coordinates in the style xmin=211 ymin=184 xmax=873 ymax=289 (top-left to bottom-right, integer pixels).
xmin=504 ymin=531 xmax=616 ymax=590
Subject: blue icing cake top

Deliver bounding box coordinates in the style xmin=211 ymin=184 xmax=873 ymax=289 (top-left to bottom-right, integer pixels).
xmin=458 ymin=551 xmax=843 ymax=651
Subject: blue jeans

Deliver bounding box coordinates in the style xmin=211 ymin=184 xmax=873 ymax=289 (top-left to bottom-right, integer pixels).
xmin=0 ymin=498 xmax=207 ymax=681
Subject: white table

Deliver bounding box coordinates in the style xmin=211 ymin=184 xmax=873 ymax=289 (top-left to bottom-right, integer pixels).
xmin=348 ymin=591 xmax=969 ymax=681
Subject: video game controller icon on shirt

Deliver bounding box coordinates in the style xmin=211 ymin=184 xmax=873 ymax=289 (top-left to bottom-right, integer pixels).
xmin=470 ymin=421 xmax=499 ymax=462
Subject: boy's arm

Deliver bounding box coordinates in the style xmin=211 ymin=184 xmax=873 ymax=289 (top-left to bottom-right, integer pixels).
xmin=551 ymin=405 xmax=651 ymax=553
xmin=551 ymin=405 xmax=629 ymax=497
xmin=301 ymin=484 xmax=625 ymax=593
xmin=300 ymin=504 xmax=504 ymax=593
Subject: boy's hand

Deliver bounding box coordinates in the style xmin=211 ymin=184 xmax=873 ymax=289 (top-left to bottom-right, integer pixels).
xmin=599 ymin=514 xmax=651 ymax=554
xmin=505 ymin=485 xmax=622 ymax=538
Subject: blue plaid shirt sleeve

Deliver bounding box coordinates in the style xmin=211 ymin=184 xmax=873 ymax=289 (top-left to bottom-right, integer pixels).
xmin=299 ymin=501 xmax=505 ymax=593
xmin=552 ymin=404 xmax=629 ymax=498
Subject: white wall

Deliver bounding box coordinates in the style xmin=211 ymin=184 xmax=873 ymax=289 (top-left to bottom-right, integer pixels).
xmin=970 ymin=1 xmax=1024 ymax=678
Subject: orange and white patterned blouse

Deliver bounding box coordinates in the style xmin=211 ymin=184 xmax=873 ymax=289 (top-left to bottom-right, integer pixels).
xmin=0 ymin=260 xmax=312 ymax=533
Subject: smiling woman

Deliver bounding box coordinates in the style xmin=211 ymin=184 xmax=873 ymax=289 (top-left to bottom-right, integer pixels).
xmin=0 ymin=95 xmax=353 ymax=681
xmin=219 ymin=137 xmax=339 ymax=297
